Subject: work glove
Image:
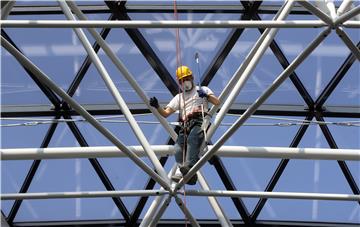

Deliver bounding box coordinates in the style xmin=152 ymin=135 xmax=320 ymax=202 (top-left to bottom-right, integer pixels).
xmin=149 ymin=97 xmax=159 ymax=109
xmin=197 ymin=87 xmax=208 ymax=98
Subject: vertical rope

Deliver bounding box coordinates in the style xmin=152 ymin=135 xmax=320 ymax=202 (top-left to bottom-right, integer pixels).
xmin=173 ymin=1 xmax=188 ymax=226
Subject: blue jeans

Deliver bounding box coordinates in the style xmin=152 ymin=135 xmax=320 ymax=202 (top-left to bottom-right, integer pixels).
xmin=174 ymin=118 xmax=204 ymax=167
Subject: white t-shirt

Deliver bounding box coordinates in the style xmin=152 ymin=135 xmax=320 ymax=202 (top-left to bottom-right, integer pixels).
xmin=166 ymin=86 xmax=214 ymax=120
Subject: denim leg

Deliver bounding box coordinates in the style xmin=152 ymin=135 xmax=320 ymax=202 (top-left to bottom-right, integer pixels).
xmin=174 ymin=130 xmax=185 ymax=165
xmin=186 ymin=121 xmax=204 ymax=167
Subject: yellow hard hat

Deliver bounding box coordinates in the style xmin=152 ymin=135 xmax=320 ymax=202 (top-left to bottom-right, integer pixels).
xmin=176 ymin=65 xmax=192 ymax=81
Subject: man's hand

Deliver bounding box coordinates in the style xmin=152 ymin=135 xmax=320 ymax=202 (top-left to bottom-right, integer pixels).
xmin=149 ymin=97 xmax=160 ymax=109
xmin=197 ymin=87 xmax=208 ymax=98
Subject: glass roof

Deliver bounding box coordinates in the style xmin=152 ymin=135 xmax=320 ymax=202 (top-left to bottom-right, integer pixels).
xmin=1 ymin=0 xmax=359 ymax=226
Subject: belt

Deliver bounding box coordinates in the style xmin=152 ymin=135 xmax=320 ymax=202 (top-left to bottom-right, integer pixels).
xmin=179 ymin=112 xmax=206 ymax=122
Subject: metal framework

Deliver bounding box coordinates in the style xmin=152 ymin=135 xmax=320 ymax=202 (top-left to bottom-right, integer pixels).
xmin=1 ymin=1 xmax=359 ymax=227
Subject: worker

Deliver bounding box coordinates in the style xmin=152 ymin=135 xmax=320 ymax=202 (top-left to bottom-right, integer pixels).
xmin=149 ymin=65 xmax=220 ymax=185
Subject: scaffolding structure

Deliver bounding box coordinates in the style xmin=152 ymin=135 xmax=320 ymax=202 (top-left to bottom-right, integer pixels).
xmin=1 ymin=1 xmax=359 ymax=226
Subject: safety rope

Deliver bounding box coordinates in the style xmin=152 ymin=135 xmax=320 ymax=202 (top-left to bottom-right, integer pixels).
xmin=173 ymin=1 xmax=189 ymax=226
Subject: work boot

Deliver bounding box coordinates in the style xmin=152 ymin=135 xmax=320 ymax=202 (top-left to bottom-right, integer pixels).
xmin=179 ymin=165 xmax=197 ymax=185
xmin=171 ymin=172 xmax=182 ymax=183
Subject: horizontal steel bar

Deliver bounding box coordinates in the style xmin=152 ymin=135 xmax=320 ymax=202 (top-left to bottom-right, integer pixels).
xmin=1 ymin=190 xmax=168 ymax=200
xmin=343 ymin=21 xmax=360 ymax=28
xmin=2 ymin=189 xmax=359 ymax=201
xmin=2 ymin=103 xmax=360 ymax=118
xmin=9 ymin=4 xmax=312 ymax=15
xmin=0 ymin=20 xmax=329 ymax=28
xmin=2 ymin=145 xmax=360 ymax=161
xmin=184 ymin=190 xmax=360 ymax=201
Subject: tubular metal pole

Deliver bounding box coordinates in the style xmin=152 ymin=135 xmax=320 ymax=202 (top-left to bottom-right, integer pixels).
xmin=0 ymin=20 xmax=330 ymax=28
xmin=337 ymin=0 xmax=353 ymax=16
xmin=336 ymin=27 xmax=360 ymax=61
xmin=184 ymin=190 xmax=360 ymax=201
xmin=198 ymin=171 xmax=233 ymax=227
xmin=177 ymin=28 xmax=331 ymax=189
xmin=1 ymin=190 xmax=168 ymax=200
xmin=206 ymin=0 xmax=294 ymax=140
xmin=334 ymin=6 xmax=360 ymax=26
xmin=0 ymin=36 xmax=170 ymax=191
xmin=324 ymin=0 xmax=337 ymax=20
xmin=139 ymin=193 xmax=167 ymax=227
xmin=202 ymin=0 xmax=291 ymax=130
xmin=1 ymin=1 xmax=15 ymax=20
xmin=139 ymin=164 xmax=177 ymax=227
xmin=148 ymin=195 xmax=172 ymax=227
xmin=174 ymin=195 xmax=201 ymax=227
xmin=343 ymin=21 xmax=360 ymax=28
xmin=298 ymin=1 xmax=333 ymax=25
xmin=58 ymin=1 xmax=170 ymax=184
xmin=66 ymin=0 xmax=177 ymax=141
xmin=3 ymin=145 xmax=360 ymax=161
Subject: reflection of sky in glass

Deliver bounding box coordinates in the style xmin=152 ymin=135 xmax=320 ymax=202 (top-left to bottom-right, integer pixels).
xmin=1 ymin=0 xmax=359 ymax=224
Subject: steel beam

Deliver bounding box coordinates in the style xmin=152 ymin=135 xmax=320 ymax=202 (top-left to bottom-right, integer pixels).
xmin=298 ymin=1 xmax=333 ymax=25
xmin=1 ymin=212 xmax=10 ymax=227
xmin=334 ymin=5 xmax=360 ymax=26
xmin=0 ymin=20 xmax=331 ymax=29
xmin=315 ymin=42 xmax=359 ymax=108
xmin=1 ymin=30 xmax=61 ymax=107
xmin=130 ymin=128 xmax=178 ymax=226
xmin=139 ymin=164 xmax=177 ymax=227
xmin=1 ymin=35 xmax=170 ymax=190
xmin=6 ymin=116 xmax=60 ymax=223
xmin=250 ymin=115 xmax=313 ymax=222
xmin=65 ymin=14 xmax=114 ymax=97
xmin=252 ymin=13 xmax=315 ymax=107
xmin=105 ymin=1 xmax=179 ymax=96
xmin=3 ymin=189 xmax=359 ymax=202
xmin=147 ymin=195 xmax=172 ymax=227
xmin=200 ymin=1 xmax=262 ymax=86
xmin=62 ymin=113 xmax=131 ymax=223
xmin=183 ymin=190 xmax=360 ymax=201
xmin=337 ymin=0 xmax=354 ymax=16
xmin=173 ymin=195 xmax=201 ymax=227
xmin=1 ymin=1 xmax=15 ymax=20
xmin=4 ymin=145 xmax=360 ymax=161
xmin=129 ymin=157 xmax=168 ymax=226
xmin=210 ymin=156 xmax=250 ymax=224
xmin=2 ymin=190 xmax=168 ymax=200
xmin=68 ymin=0 xmax=177 ymax=141
xmin=176 ymin=27 xmax=331 ymax=189
xmin=3 ymin=103 xmax=360 ymax=118
xmin=314 ymin=113 xmax=360 ymax=205
xmin=205 ymin=0 xmax=295 ymax=140
xmin=8 ymin=4 xmax=312 ymax=15
xmin=59 ymin=0 xmax=170 ymax=184
xmin=336 ymin=28 xmax=360 ymax=61
xmin=197 ymin=170 xmax=233 ymax=227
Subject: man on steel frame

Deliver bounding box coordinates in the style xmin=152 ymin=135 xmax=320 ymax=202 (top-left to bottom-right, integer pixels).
xmin=150 ymin=65 xmax=220 ymax=185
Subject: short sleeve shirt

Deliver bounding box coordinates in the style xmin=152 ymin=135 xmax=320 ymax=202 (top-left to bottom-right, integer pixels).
xmin=166 ymin=86 xmax=214 ymax=120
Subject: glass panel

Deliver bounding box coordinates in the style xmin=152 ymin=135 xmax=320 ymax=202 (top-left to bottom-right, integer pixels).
xmin=73 ymin=27 xmax=173 ymax=104
xmin=325 ymin=55 xmax=360 ymax=106
xmin=257 ymin=124 xmax=359 ymax=222
xmin=1 ymin=45 xmax=52 ymax=105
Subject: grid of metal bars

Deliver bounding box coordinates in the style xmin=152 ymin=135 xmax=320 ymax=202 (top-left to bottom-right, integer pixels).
xmin=1 ymin=1 xmax=359 ymax=226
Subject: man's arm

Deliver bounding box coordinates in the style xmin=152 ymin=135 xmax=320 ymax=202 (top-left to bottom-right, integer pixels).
xmin=157 ymin=106 xmax=176 ymax=118
xmin=208 ymin=94 xmax=220 ymax=106
xmin=198 ymin=87 xmax=221 ymax=106
xmin=149 ymin=97 xmax=176 ymax=118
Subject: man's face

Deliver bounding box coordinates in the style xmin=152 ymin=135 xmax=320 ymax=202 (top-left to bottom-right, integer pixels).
xmin=179 ymin=76 xmax=194 ymax=92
